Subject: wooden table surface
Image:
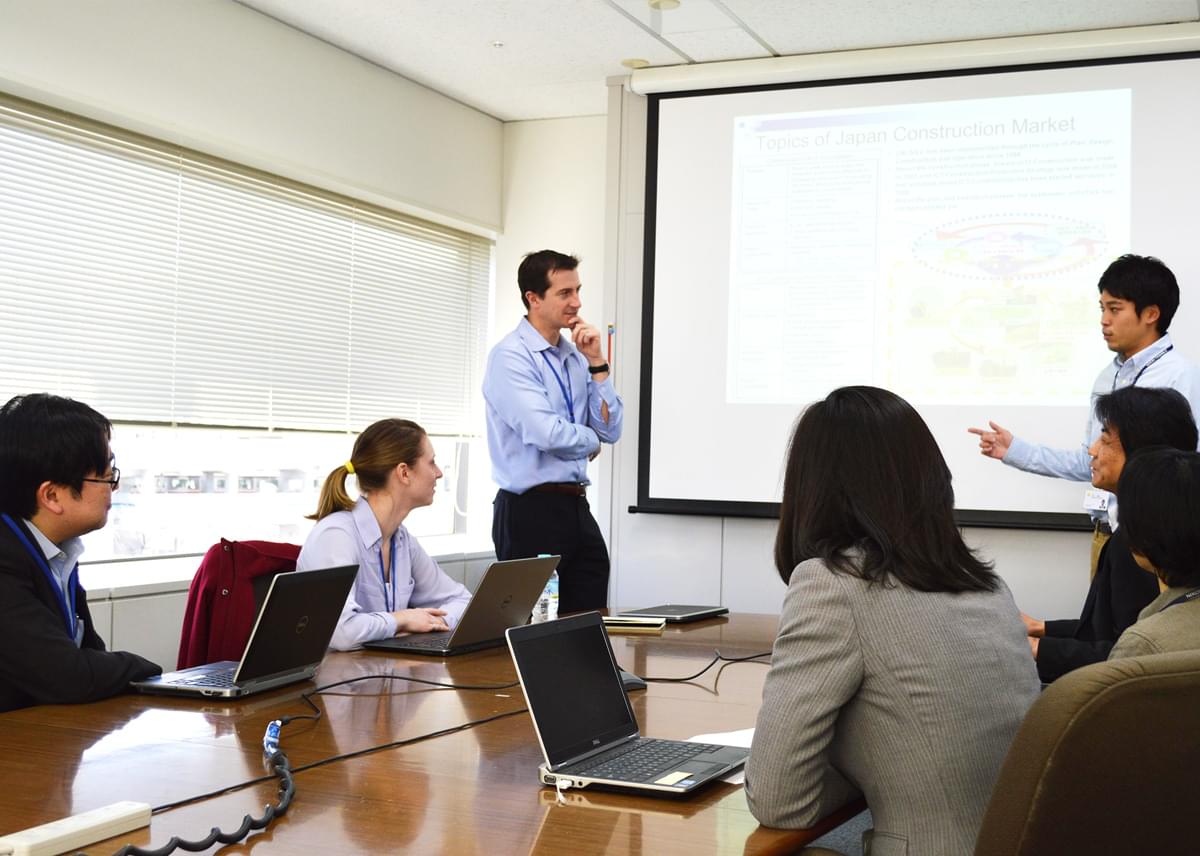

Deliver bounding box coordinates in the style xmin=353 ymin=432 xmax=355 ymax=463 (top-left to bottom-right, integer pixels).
xmin=0 ymin=613 xmax=863 ymax=854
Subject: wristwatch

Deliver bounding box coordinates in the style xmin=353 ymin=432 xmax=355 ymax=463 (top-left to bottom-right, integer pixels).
xmin=587 ymin=363 xmax=610 ymax=375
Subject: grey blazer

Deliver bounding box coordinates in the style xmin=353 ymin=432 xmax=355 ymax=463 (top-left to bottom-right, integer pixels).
xmin=745 ymin=557 xmax=1041 ymax=856
xmin=1109 ymin=586 xmax=1200 ymax=659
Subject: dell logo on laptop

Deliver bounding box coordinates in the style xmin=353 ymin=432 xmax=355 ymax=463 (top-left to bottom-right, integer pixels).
xmin=295 ymin=615 xmax=309 ymax=635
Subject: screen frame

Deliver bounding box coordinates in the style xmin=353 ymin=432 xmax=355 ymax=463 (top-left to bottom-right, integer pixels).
xmin=635 ymin=49 xmax=1200 ymax=529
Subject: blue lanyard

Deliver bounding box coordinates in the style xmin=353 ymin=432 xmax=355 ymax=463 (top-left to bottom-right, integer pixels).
xmin=540 ymin=351 xmax=575 ymax=424
xmin=1 ymin=513 xmax=78 ymax=638
xmin=1113 ymin=344 xmax=1173 ymax=391
xmin=379 ymin=533 xmax=398 ymax=612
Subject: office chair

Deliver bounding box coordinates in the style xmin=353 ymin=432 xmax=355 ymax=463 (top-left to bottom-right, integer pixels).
xmin=975 ymin=649 xmax=1200 ymax=855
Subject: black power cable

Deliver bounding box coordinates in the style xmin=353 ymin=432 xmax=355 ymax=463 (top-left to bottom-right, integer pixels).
xmin=112 ymin=752 xmax=294 ymax=856
xmin=642 ymin=649 xmax=771 ymax=683
xmin=105 ymin=673 xmax=522 ymax=855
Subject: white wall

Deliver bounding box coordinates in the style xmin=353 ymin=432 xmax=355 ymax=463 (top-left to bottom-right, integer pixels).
xmin=602 ymin=76 xmax=1094 ymax=619
xmin=487 ymin=115 xmax=616 ymax=542
xmin=0 ymin=0 xmax=502 ymax=233
xmin=492 ymin=116 xmax=609 ymax=344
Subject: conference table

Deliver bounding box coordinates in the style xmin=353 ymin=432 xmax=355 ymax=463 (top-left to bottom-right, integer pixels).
xmin=0 ymin=613 xmax=864 ymax=854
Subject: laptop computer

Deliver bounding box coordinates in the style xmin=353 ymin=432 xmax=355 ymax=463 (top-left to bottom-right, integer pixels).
xmin=617 ymin=604 xmax=729 ymax=623
xmin=506 ymin=611 xmax=750 ymax=796
xmin=363 ymin=555 xmax=559 ymax=657
xmin=132 ymin=564 xmax=358 ymax=699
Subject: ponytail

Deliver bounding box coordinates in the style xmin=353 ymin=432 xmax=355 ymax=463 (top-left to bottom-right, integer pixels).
xmin=307 ymin=418 xmax=426 ymax=521
xmin=308 ymin=464 xmax=356 ymax=520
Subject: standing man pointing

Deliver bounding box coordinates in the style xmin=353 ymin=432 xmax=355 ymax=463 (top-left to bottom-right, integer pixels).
xmin=483 ymin=250 xmax=623 ymax=613
xmin=969 ymin=254 xmax=1200 ymax=568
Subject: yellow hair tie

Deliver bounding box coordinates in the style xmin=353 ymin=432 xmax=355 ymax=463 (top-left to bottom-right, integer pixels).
xmin=345 ymin=460 xmax=356 ymax=475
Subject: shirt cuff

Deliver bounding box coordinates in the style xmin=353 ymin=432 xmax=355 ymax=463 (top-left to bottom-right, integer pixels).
xmin=1003 ymin=435 xmax=1033 ymax=469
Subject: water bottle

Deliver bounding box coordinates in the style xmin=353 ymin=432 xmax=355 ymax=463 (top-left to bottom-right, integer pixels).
xmin=544 ymin=570 xmax=559 ymax=621
xmin=531 ymin=559 xmax=559 ymax=623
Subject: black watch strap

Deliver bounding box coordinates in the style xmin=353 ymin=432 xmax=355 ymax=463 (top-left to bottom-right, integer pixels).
xmin=587 ymin=362 xmax=610 ymax=375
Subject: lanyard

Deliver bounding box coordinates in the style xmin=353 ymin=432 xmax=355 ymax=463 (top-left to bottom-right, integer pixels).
xmin=1 ymin=513 xmax=78 ymax=638
xmin=540 ymin=351 xmax=575 ymax=423
xmin=1113 ymin=345 xmax=1173 ymax=391
xmin=379 ymin=533 xmax=398 ymax=612
xmin=1163 ymin=587 xmax=1200 ymax=611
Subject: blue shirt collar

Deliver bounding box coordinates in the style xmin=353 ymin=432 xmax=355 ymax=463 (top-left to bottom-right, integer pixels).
xmin=517 ymin=317 xmax=577 ymax=357
xmin=1116 ymin=332 xmax=1173 ymax=369
xmin=350 ymin=496 xmax=385 ymax=552
xmin=21 ymin=518 xmax=84 ymax=583
xmin=350 ymin=495 xmax=406 ymax=555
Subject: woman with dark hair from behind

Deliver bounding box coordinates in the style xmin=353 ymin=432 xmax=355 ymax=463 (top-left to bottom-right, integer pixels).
xmin=1108 ymin=448 xmax=1200 ymax=659
xmin=297 ymin=418 xmax=471 ymax=651
xmin=744 ymin=386 xmax=1040 ymax=856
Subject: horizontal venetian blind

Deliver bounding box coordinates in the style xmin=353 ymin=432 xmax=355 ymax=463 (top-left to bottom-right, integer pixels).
xmin=0 ymin=96 xmax=490 ymax=435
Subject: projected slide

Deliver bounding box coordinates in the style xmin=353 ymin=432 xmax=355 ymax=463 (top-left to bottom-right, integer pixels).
xmin=727 ymin=90 xmax=1130 ymax=408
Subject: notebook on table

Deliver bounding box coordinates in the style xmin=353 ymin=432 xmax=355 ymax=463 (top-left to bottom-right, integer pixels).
xmin=363 ymin=555 xmax=559 ymax=657
xmin=131 ymin=564 xmax=358 ymax=699
xmin=506 ymin=611 xmax=749 ymax=796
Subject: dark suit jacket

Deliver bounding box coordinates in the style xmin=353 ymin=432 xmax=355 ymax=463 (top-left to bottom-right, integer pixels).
xmin=1037 ymin=526 xmax=1159 ymax=682
xmin=0 ymin=517 xmax=160 ymax=712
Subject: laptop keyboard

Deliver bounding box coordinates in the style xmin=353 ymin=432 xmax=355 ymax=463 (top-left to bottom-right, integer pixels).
xmin=568 ymin=738 xmax=720 ymax=782
xmin=397 ymin=631 xmax=452 ymax=649
xmin=178 ymin=670 xmax=237 ymax=688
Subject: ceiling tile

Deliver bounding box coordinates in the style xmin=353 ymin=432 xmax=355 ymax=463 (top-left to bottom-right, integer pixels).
xmin=236 ymin=0 xmax=1200 ymax=120
xmin=667 ymin=28 xmax=772 ymax=63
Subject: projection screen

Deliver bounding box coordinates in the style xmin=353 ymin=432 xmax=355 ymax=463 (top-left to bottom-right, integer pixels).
xmin=638 ymin=52 xmax=1200 ymax=527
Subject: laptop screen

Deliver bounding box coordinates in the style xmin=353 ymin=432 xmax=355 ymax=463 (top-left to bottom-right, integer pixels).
xmin=509 ymin=613 xmax=639 ymax=767
xmin=235 ymin=564 xmax=358 ymax=682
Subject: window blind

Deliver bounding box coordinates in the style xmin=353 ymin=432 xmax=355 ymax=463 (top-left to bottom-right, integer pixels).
xmin=0 ymin=96 xmax=490 ymax=435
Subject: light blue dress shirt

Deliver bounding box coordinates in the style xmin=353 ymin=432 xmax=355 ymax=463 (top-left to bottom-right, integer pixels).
xmin=23 ymin=519 xmax=85 ymax=646
xmin=296 ymin=497 xmax=471 ymax=651
xmin=1004 ymin=333 xmax=1200 ymax=516
xmin=483 ymin=318 xmax=624 ymax=493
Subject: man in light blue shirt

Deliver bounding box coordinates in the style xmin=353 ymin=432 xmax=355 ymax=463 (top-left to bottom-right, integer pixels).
xmin=483 ymin=250 xmax=623 ymax=613
xmin=969 ymin=255 xmax=1200 ymax=552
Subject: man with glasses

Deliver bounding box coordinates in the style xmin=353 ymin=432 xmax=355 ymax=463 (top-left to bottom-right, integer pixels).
xmin=0 ymin=393 xmax=159 ymax=712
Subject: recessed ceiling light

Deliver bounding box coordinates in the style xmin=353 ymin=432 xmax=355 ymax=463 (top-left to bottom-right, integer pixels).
xmin=621 ymin=58 xmax=651 ymax=70
xmin=491 ymin=40 xmax=504 ymax=48
xmin=648 ymin=0 xmax=680 ymax=10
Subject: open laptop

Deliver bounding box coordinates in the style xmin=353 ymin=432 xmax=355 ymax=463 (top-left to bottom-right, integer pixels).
xmin=618 ymin=604 xmax=729 ymax=623
xmin=132 ymin=564 xmax=357 ymax=699
xmin=506 ymin=611 xmax=749 ymax=796
xmin=363 ymin=555 xmax=559 ymax=657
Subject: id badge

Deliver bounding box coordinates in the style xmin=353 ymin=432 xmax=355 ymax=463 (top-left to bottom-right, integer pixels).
xmin=1083 ymin=488 xmax=1109 ymax=512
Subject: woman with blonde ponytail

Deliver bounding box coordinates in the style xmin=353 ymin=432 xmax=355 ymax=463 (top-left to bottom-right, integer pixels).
xmin=297 ymin=418 xmax=471 ymax=651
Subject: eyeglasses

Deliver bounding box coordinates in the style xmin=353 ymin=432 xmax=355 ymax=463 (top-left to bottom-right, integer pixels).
xmin=82 ymin=467 xmax=121 ymax=490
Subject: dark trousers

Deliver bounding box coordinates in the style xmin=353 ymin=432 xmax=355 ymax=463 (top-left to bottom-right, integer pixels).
xmin=492 ymin=488 xmax=610 ymax=614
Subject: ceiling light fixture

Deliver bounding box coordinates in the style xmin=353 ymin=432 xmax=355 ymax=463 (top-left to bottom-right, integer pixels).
xmin=491 ymin=40 xmax=504 ymax=48
xmin=621 ymin=58 xmax=651 ymax=69
xmin=648 ymin=0 xmax=680 ymax=10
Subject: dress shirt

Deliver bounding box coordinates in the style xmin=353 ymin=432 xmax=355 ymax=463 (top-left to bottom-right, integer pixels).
xmin=296 ymin=498 xmax=471 ymax=651
xmin=483 ymin=318 xmax=623 ymax=493
xmin=23 ymin=519 xmax=85 ymax=646
xmin=1003 ymin=333 xmax=1200 ymax=517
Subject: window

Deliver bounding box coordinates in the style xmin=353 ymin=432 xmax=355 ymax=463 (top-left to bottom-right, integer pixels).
xmin=0 ymin=94 xmax=491 ymax=559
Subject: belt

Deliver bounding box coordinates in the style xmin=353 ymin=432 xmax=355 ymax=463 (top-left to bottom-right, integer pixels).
xmin=529 ymin=482 xmax=587 ymax=497
xmin=1094 ymin=519 xmax=1112 ymax=536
